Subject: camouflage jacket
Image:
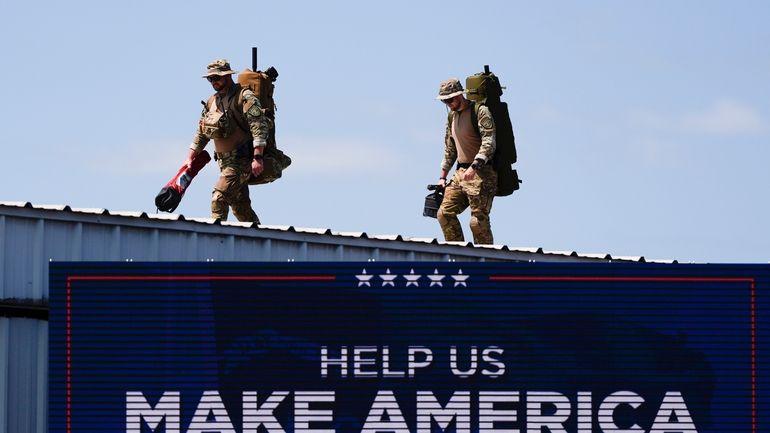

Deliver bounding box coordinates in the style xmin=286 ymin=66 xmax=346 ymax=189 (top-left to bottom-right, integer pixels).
xmin=441 ymin=102 xmax=496 ymax=171
xmin=191 ymin=83 xmax=269 ymax=153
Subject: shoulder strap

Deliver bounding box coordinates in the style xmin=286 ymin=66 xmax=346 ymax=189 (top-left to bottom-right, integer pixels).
xmin=230 ymin=85 xmax=252 ymax=136
xmin=236 ymin=84 xmax=246 ymax=107
xmin=470 ymin=101 xmax=481 ymax=137
xmin=205 ymin=94 xmax=216 ymax=112
xmin=447 ymin=103 xmax=482 ymax=136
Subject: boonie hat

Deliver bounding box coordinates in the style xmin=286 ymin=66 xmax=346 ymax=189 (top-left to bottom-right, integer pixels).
xmin=202 ymin=59 xmax=237 ymax=78
xmin=436 ymin=78 xmax=464 ymax=100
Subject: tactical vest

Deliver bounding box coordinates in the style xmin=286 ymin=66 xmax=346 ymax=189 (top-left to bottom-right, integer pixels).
xmin=201 ymin=84 xmax=251 ymax=152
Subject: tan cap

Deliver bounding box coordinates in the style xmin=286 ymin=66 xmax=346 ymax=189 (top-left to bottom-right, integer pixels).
xmin=202 ymin=59 xmax=237 ymax=78
xmin=436 ymin=78 xmax=464 ymax=100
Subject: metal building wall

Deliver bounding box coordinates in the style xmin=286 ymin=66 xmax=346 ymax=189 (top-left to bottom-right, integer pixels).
xmin=0 ymin=317 xmax=47 ymax=433
xmin=0 ymin=202 xmax=655 ymax=433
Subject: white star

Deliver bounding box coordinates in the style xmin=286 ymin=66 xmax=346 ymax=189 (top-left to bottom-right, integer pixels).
xmin=356 ymin=269 xmax=373 ymax=287
xmin=380 ymin=268 xmax=397 ymax=287
xmin=428 ymin=269 xmax=445 ymax=287
xmin=404 ymin=269 xmax=422 ymax=287
xmin=452 ymin=269 xmax=469 ymax=287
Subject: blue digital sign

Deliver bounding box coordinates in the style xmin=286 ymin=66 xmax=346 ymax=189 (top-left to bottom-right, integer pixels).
xmin=49 ymin=262 xmax=768 ymax=433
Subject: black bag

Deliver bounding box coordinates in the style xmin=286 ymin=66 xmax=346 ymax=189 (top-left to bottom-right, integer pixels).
xmin=155 ymin=187 xmax=183 ymax=213
xmin=495 ymin=165 xmax=520 ymax=196
xmin=466 ymin=66 xmax=521 ymax=196
xmin=423 ymin=185 xmax=445 ymax=218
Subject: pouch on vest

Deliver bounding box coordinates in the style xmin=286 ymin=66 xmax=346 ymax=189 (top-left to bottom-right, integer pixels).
xmin=465 ymin=65 xmax=520 ymax=197
xmin=199 ymin=108 xmax=231 ymax=139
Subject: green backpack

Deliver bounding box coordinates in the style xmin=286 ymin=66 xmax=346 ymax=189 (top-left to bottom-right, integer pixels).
xmin=465 ymin=66 xmax=520 ymax=196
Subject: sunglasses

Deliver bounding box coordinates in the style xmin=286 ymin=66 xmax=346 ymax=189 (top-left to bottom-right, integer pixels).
xmin=207 ymin=75 xmax=225 ymax=83
xmin=442 ymin=96 xmax=456 ymax=104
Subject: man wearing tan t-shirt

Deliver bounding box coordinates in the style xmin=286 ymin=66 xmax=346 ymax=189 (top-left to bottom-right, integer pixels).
xmin=435 ymin=78 xmax=498 ymax=244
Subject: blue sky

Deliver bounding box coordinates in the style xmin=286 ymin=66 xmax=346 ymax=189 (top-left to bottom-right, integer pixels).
xmin=1 ymin=0 xmax=768 ymax=263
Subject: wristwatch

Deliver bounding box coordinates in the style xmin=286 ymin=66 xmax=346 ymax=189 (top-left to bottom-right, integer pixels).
xmin=471 ymin=158 xmax=485 ymax=170
xmin=253 ymin=154 xmax=264 ymax=161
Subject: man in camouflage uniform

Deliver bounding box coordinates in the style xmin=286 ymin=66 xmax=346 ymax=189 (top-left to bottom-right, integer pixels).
xmin=184 ymin=59 xmax=269 ymax=222
xmin=435 ymin=78 xmax=498 ymax=244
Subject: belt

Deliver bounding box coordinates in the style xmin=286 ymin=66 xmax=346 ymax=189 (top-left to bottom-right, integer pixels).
xmin=214 ymin=150 xmax=238 ymax=160
xmin=214 ymin=142 xmax=251 ymax=161
xmin=456 ymin=162 xmax=472 ymax=169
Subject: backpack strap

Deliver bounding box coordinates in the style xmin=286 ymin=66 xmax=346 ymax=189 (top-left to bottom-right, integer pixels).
xmin=469 ymin=101 xmax=481 ymax=138
xmin=448 ymin=102 xmax=483 ymax=137
xmin=230 ymin=86 xmax=252 ymax=136
xmin=204 ymin=94 xmax=216 ymax=114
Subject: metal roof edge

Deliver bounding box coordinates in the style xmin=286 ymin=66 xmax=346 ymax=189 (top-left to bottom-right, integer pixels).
xmin=0 ymin=202 xmax=675 ymax=263
xmin=611 ymin=255 xmax=646 ymax=263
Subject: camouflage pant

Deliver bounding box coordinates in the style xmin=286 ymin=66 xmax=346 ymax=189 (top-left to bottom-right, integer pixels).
xmin=211 ymin=153 xmax=259 ymax=223
xmin=437 ymin=166 xmax=497 ymax=244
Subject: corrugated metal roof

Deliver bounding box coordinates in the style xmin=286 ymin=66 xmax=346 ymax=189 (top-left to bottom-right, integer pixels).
xmin=0 ymin=201 xmax=673 ymax=270
xmin=0 ymin=199 xmax=676 ymax=305
xmin=0 ymin=200 xmax=677 ymax=304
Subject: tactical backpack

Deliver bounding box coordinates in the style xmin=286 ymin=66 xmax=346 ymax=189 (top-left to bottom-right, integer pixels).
xmin=238 ymin=67 xmax=277 ymax=118
xmin=237 ymin=64 xmax=292 ymax=185
xmin=464 ymin=66 xmax=520 ymax=196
